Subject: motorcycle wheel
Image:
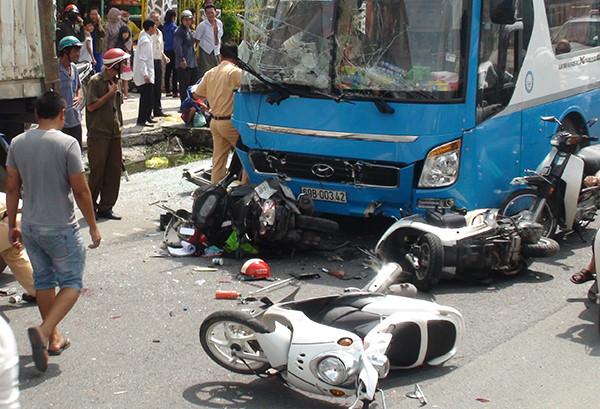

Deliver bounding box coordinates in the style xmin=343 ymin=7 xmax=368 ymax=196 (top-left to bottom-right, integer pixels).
xmin=295 ymin=215 xmax=339 ymax=233
xmin=408 ymin=233 xmax=443 ymax=292
xmin=199 ymin=311 xmax=271 ymax=375
xmin=499 ymin=189 xmax=558 ymax=237
xmin=521 ymin=237 xmax=560 ymax=258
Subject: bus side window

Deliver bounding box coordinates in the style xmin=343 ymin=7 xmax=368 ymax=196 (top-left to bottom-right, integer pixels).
xmin=546 ymin=0 xmax=600 ymax=55
xmin=477 ymin=0 xmax=532 ymax=123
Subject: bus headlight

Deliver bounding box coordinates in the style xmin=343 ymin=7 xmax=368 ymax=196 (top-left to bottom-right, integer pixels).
xmin=418 ymin=140 xmax=461 ymax=188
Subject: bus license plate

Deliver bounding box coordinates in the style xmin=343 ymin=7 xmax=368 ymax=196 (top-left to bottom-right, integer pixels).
xmin=301 ymin=187 xmax=347 ymax=203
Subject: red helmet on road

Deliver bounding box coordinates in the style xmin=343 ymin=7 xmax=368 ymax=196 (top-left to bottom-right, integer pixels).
xmin=240 ymin=259 xmax=271 ymax=280
xmin=103 ymin=48 xmax=130 ymax=70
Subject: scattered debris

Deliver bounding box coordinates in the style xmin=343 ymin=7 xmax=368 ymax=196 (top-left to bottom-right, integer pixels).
xmin=215 ymin=290 xmax=241 ymax=300
xmin=110 ymin=315 xmax=122 ymax=320
xmin=328 ymin=270 xmax=347 ymax=279
xmin=167 ymin=240 xmax=196 ymax=257
xmin=475 ymin=397 xmax=491 ymax=403
xmin=203 ymin=246 xmax=223 ymax=257
xmin=152 ymin=339 xmax=161 ymax=343
xmin=216 ymin=278 xmax=298 ymax=301
xmin=289 ymin=272 xmax=321 ymax=280
xmin=0 ymin=287 xmax=17 ymax=296
xmin=169 ymin=311 xmax=174 ymax=317
xmin=212 ymin=257 xmax=224 ymax=266
xmin=8 ymin=295 xmax=22 ymax=304
xmin=145 ymin=156 xmax=169 ymax=169
xmin=183 ymin=304 xmax=189 ymax=312
xmin=193 ymin=266 xmax=218 ymax=272
xmin=194 ymin=279 xmax=206 ymax=287
xmin=113 ymin=390 xmax=128 ymax=395
xmin=406 ymin=384 xmax=427 ymax=406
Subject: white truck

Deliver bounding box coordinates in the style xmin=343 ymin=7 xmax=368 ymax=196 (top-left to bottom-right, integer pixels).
xmin=0 ymin=0 xmax=58 ymax=155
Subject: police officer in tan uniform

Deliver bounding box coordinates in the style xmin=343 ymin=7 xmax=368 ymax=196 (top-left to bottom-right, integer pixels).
xmin=193 ymin=42 xmax=247 ymax=183
xmin=86 ymin=48 xmax=129 ymax=220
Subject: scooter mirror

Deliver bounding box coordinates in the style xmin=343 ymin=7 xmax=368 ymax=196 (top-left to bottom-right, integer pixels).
xmin=587 ymin=118 xmax=598 ymax=128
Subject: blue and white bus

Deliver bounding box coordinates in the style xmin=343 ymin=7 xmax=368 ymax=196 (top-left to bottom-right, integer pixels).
xmin=233 ymin=0 xmax=600 ymax=217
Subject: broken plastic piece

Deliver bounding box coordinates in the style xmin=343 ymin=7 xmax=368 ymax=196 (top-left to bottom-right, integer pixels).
xmin=167 ymin=241 xmax=196 ymax=257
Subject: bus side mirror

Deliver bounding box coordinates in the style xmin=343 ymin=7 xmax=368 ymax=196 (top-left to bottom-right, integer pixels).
xmin=490 ymin=0 xmax=516 ymax=25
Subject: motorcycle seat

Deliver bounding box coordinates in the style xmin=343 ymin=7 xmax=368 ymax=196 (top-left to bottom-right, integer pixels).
xmin=284 ymin=293 xmax=385 ymax=338
xmin=425 ymin=211 xmax=467 ymax=228
xmin=577 ymin=144 xmax=600 ymax=175
xmin=315 ymin=305 xmax=382 ymax=338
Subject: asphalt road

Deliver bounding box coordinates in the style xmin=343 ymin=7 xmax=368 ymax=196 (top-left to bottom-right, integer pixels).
xmin=2 ymin=162 xmax=598 ymax=409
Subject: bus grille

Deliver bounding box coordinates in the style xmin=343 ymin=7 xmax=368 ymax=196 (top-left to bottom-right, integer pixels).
xmin=249 ymin=150 xmax=400 ymax=188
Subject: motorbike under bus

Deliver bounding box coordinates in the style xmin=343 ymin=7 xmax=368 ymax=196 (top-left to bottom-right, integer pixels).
xmin=233 ymin=0 xmax=600 ymax=218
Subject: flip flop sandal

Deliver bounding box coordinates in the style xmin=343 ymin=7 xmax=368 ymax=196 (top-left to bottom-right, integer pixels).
xmin=48 ymin=338 xmax=71 ymax=356
xmin=570 ymin=269 xmax=596 ymax=284
xmin=27 ymin=327 xmax=48 ymax=372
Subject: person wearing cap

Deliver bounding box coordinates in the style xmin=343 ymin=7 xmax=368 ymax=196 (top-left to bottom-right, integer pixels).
xmin=194 ymin=4 xmax=223 ymax=78
xmin=57 ymin=36 xmax=84 ymax=150
xmin=174 ymin=10 xmax=199 ymax=102
xmin=85 ymin=48 xmax=129 ymax=221
xmin=56 ymin=4 xmax=84 ymax=50
xmin=193 ymin=42 xmax=247 ymax=184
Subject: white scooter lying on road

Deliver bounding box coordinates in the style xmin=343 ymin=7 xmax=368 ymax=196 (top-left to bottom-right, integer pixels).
xmin=375 ymin=207 xmax=560 ymax=291
xmin=199 ymin=264 xmax=464 ymax=408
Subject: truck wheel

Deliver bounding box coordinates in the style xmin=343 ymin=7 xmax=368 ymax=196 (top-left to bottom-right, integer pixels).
xmin=499 ymin=189 xmax=557 ymax=237
xmin=521 ymin=237 xmax=560 ymax=258
xmin=407 ymin=233 xmax=443 ymax=292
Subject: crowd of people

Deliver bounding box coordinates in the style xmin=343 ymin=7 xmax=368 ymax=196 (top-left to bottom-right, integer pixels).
xmin=52 ymin=3 xmax=235 ymax=223
xmin=0 ymin=3 xmax=239 ymax=380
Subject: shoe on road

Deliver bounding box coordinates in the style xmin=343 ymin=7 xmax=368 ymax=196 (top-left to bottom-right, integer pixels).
xmin=96 ymin=210 xmax=122 ymax=220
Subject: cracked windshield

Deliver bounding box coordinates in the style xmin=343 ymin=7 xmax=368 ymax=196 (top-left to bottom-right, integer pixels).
xmin=241 ymin=0 xmax=469 ymax=100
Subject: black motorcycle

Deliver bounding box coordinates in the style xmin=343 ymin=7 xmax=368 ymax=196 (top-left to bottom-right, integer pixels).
xmin=190 ymin=173 xmax=339 ymax=253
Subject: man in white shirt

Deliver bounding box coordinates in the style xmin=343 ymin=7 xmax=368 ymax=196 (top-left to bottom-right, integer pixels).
xmin=149 ymin=11 xmax=170 ymax=117
xmin=194 ymin=4 xmax=223 ymax=78
xmin=133 ymin=19 xmax=156 ymax=127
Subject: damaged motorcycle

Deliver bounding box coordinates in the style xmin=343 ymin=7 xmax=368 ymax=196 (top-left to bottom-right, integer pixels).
xmin=500 ymin=115 xmax=600 ymax=237
xmin=190 ymin=173 xmax=339 ymax=253
xmin=199 ymin=263 xmax=464 ymax=408
xmin=375 ymin=207 xmax=560 ymax=291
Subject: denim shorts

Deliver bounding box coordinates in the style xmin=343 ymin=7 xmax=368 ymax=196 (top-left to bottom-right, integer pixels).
xmin=21 ymin=224 xmax=86 ymax=291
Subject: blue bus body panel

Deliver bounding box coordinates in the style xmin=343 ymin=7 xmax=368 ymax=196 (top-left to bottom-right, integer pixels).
xmin=233 ymin=94 xmax=471 ymax=163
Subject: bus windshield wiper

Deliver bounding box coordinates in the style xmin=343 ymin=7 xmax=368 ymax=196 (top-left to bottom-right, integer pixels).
xmin=235 ymin=58 xmax=347 ymax=105
xmin=234 ymin=58 xmax=295 ymax=104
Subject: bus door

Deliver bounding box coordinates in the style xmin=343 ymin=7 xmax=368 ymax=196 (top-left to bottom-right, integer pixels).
xmin=472 ymin=0 xmax=531 ymax=198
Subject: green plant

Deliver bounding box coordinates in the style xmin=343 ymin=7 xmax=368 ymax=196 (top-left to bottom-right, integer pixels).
xmin=216 ymin=0 xmax=244 ymax=43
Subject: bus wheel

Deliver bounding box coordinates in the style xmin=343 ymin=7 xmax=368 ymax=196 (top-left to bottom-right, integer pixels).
xmin=499 ymin=189 xmax=557 ymax=237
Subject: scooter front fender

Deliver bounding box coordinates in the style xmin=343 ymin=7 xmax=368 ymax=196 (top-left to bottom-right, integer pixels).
xmin=254 ymin=321 xmax=292 ymax=369
xmin=357 ymin=353 xmax=379 ymax=402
